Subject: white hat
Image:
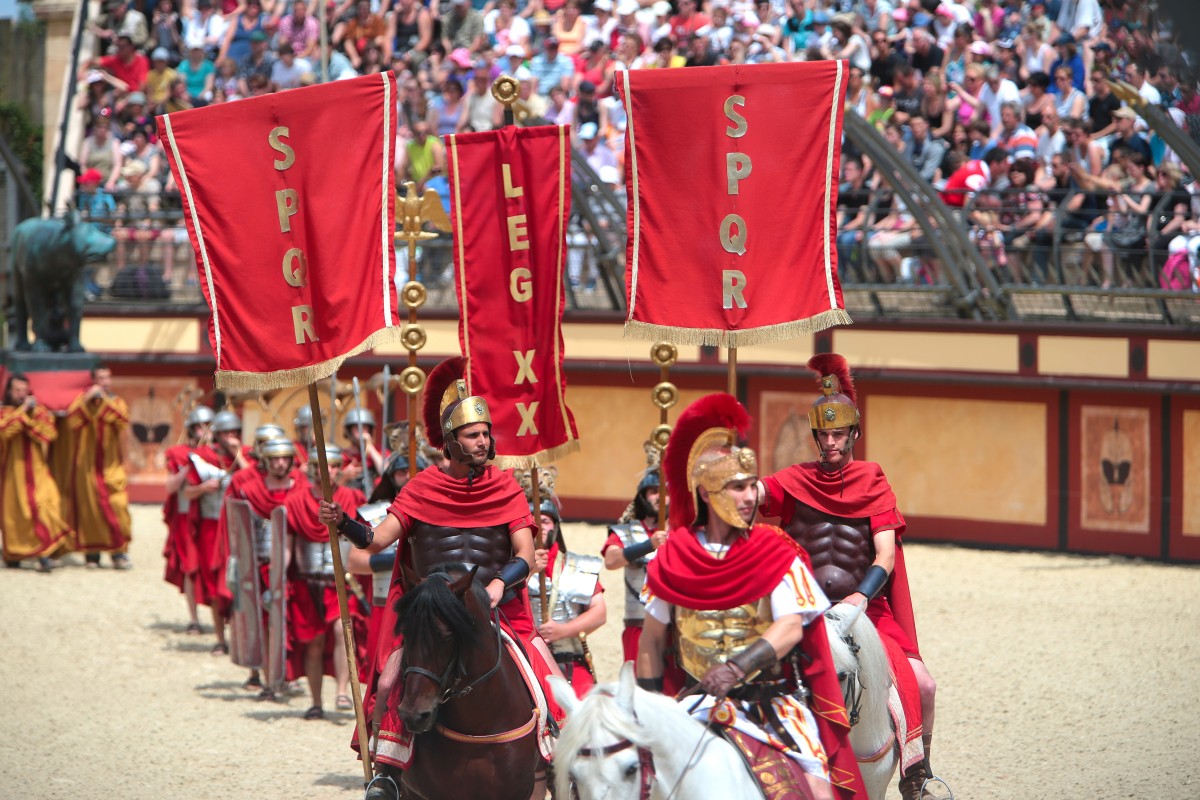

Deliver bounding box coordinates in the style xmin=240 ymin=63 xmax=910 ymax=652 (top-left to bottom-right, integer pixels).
xmin=505 ymin=44 xmax=525 ymax=57
xmin=616 ymin=0 xmax=638 ymax=15
xmin=515 ymin=65 xmax=533 ymax=81
xmin=594 ymin=0 xmax=614 ymax=11
xmin=598 ymin=164 xmax=620 ymax=184
xmin=652 ymin=0 xmax=671 ymax=16
xmin=578 ymin=121 xmax=599 ymax=140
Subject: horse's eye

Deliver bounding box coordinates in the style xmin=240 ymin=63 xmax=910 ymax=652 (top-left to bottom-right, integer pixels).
xmin=624 ymin=763 xmax=638 ymax=779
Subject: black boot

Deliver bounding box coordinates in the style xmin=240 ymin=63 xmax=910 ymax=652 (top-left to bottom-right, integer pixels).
xmin=898 ymin=758 xmax=930 ymax=800
xmin=364 ymin=769 xmax=401 ymax=800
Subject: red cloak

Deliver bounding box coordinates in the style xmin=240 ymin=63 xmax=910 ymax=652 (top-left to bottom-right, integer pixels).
xmin=647 ymin=524 xmax=865 ymax=800
xmin=388 ymin=464 xmax=533 ymax=528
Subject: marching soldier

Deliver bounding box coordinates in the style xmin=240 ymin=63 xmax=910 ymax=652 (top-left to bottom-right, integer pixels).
xmin=759 ymin=354 xmax=936 ymax=800
xmin=292 ymin=405 xmax=313 ymax=464
xmin=186 ymin=409 xmax=240 ymax=654
xmin=339 ymin=408 xmax=384 ymax=494
xmin=163 ymin=405 xmax=215 ymax=632
xmin=529 ymin=495 xmax=606 ymax=698
xmin=638 ymin=393 xmax=864 ymax=800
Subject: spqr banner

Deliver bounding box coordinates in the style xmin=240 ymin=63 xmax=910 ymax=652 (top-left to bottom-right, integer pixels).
xmin=445 ymin=124 xmax=580 ymax=466
xmin=619 ymin=62 xmax=852 ymax=346
xmin=157 ymin=73 xmax=402 ymax=389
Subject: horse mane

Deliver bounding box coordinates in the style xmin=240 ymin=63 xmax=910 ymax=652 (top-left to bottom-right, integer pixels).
xmin=824 ymin=605 xmax=890 ymax=733
xmin=394 ymin=563 xmax=485 ymax=651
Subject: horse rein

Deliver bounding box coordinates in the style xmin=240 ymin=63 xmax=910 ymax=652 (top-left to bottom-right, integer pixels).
xmin=837 ymin=633 xmax=864 ymax=727
xmin=402 ymin=583 xmax=505 ymax=704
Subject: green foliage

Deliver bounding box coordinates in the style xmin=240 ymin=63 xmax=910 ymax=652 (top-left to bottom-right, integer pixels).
xmin=0 ymin=101 xmax=43 ymax=198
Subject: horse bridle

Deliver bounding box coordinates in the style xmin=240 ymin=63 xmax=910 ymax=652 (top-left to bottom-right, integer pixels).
xmin=574 ymin=738 xmax=656 ymax=800
xmin=401 ymin=576 xmax=505 ymax=704
xmin=837 ymin=633 xmax=865 ymax=727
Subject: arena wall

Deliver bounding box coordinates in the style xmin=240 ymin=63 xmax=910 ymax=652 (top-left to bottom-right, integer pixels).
xmin=67 ymin=310 xmax=1200 ymax=563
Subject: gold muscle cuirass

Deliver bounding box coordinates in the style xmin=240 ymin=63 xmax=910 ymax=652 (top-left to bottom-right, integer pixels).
xmin=675 ymin=600 xmax=773 ymax=681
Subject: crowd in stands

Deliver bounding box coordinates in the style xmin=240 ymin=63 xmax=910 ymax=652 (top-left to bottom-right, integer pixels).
xmin=71 ymin=0 xmax=1199 ymax=295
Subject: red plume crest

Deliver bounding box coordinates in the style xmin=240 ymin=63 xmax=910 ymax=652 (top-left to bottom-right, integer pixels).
xmin=806 ymin=353 xmax=856 ymax=406
xmin=664 ymin=393 xmax=752 ymax=529
xmin=422 ymin=357 xmax=465 ymax=448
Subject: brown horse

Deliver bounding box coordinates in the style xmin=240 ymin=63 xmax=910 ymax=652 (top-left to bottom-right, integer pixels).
xmin=368 ymin=564 xmax=543 ymax=800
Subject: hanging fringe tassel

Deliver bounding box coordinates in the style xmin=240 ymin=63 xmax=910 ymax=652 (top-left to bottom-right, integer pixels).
xmin=214 ymin=326 xmax=407 ymax=391
xmin=623 ymin=309 xmax=853 ymax=348
xmin=492 ymin=438 xmax=582 ymax=470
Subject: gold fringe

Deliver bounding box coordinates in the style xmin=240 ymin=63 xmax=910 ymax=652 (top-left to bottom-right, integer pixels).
xmin=623 ymin=309 xmax=854 ymax=348
xmin=492 ymin=437 xmax=582 ymax=469
xmin=215 ymin=326 xmax=407 ymax=392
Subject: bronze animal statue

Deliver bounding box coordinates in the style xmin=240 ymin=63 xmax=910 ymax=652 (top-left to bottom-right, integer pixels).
xmin=9 ymin=215 xmax=115 ymax=352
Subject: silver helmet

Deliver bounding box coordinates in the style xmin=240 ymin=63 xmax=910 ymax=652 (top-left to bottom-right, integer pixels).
xmin=293 ymin=405 xmax=313 ymax=428
xmin=185 ymin=405 xmax=215 ymax=428
xmin=211 ymin=410 xmax=242 ymax=434
xmin=254 ymin=424 xmax=287 ymax=447
xmin=259 ymin=437 xmax=296 ymax=459
xmin=343 ymin=408 xmax=376 ymax=429
xmin=308 ymin=443 xmax=345 ymax=467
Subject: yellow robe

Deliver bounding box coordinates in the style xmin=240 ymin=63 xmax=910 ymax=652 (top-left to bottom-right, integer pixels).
xmin=63 ymin=393 xmax=132 ymax=553
xmin=0 ymin=404 xmax=73 ymax=561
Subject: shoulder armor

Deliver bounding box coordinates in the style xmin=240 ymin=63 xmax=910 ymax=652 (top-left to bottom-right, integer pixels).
xmin=608 ymin=521 xmax=649 ymax=548
xmin=358 ymin=500 xmax=391 ymax=529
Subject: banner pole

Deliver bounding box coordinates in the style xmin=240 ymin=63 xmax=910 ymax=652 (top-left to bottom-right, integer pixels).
xmin=395 ymin=181 xmax=437 ymax=479
xmin=530 ymin=464 xmax=551 ymax=625
xmin=308 ymin=383 xmax=373 ymax=783
xmin=351 ymin=377 xmax=373 ymax=493
xmin=727 ymin=346 xmax=738 ymax=396
xmin=650 ymin=343 xmax=678 ymax=532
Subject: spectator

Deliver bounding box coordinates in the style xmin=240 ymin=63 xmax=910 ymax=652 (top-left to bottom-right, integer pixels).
xmin=1125 ymin=62 xmax=1162 ymax=107
xmin=1035 ymin=105 xmax=1067 ymax=171
xmin=150 ymin=0 xmax=185 ymax=63
xmin=213 ymin=58 xmax=241 ymax=101
xmin=485 ymin=0 xmax=530 ymax=55
xmin=942 ymin=22 xmax=973 ymax=86
xmin=566 ymin=80 xmax=602 ymax=136
xmin=1026 ymin=152 xmax=1102 ymax=283
xmin=826 ymin=19 xmax=872 ymax=75
xmin=904 ymin=115 xmax=948 ymax=182
xmin=892 ymin=63 xmax=923 ymax=124
xmin=1052 ymin=66 xmax=1088 ymax=121
xmin=162 ymin=77 xmax=194 ymax=113
xmin=236 ymin=31 xmax=275 ymax=96
xmin=835 ymin=155 xmax=872 ymax=279
xmin=552 ymin=0 xmax=588 ymax=57
xmin=684 ymin=32 xmax=719 ymax=67
xmin=78 ymin=72 xmax=122 ymax=130
xmin=973 ymin=0 xmax=1004 ymax=42
xmin=530 ymin=36 xmax=577 ymax=95
xmin=336 ymin=0 xmax=388 ymax=70
xmin=397 ymin=117 xmax=445 ymax=193
xmin=460 ymin=64 xmax=500 ymax=132
xmin=184 ymin=0 xmax=227 ymax=63
xmin=576 ymin=40 xmax=616 ymax=96
xmin=859 ymin=0 xmax=895 ymax=38
xmin=278 ymin=0 xmax=321 ymax=61
xmin=965 ymin=118 xmax=992 ymax=159
xmin=177 ymin=43 xmax=215 ymax=104
xmin=950 ymin=62 xmax=988 ymax=128
xmin=145 ymin=48 xmax=179 ymax=109
xmin=1048 ymin=34 xmax=1086 ymax=94
xmin=1056 ymin=0 xmax=1104 ymax=49
xmin=1086 ymin=67 xmax=1121 ymax=138
xmin=1063 ymin=117 xmax=1105 ymax=175
xmin=1017 ymin=21 xmax=1053 ymax=83
xmin=83 ymin=34 xmax=150 ymax=94
xmin=668 ymin=0 xmax=709 ymax=44
xmin=979 ymin=62 xmax=1020 ymax=136
xmin=1149 ymin=163 xmax=1190 ymax=263
xmin=115 ymin=91 xmax=152 ymax=141
xmin=78 ymin=122 xmax=123 ymax=193
xmin=612 ymin=31 xmax=648 ymax=71
xmin=443 ymin=0 xmax=488 ymax=55
xmin=1097 ymin=152 xmax=1153 ymax=288
xmin=996 ymin=157 xmax=1046 ymax=282
xmin=219 ymin=0 xmax=266 ymax=66
xmin=584 ymin=0 xmax=616 ymax=51
xmin=1026 ymin=0 xmax=1052 ymax=43
xmin=577 ymin=122 xmax=617 ymax=179
xmin=845 ymin=65 xmax=871 ymax=118
xmin=996 ymin=101 xmax=1038 ymax=160
xmin=111 ymin=159 xmax=164 ymax=280
xmin=1022 ymin=71 xmax=1054 ymax=129
xmin=90 ymin=0 xmax=150 ymax=51
xmin=910 ymin=28 xmax=944 ymax=77
xmin=271 ymin=42 xmax=312 ymax=90
xmin=939 ymin=145 xmax=1010 ymax=209
xmin=1107 ymin=106 xmax=1152 ymax=165
xmin=428 ymin=79 xmax=466 ymax=137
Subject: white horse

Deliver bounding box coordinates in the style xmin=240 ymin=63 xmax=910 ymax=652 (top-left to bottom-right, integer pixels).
xmin=825 ymin=602 xmax=900 ymax=800
xmin=549 ymin=663 xmax=760 ymax=800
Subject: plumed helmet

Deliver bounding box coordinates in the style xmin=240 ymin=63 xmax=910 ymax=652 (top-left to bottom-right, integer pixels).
xmin=211 ymin=410 xmax=242 ymax=434
xmin=308 ymin=443 xmax=345 ymax=467
xmin=259 ymin=437 xmax=296 ymax=459
xmin=343 ymin=408 xmax=376 ymax=429
xmin=293 ymin=404 xmax=313 ymax=428
xmin=422 ymin=357 xmax=493 ymax=459
xmin=665 ymin=393 xmax=757 ymax=530
xmin=807 ymin=353 xmax=860 ymax=431
xmin=186 ymin=405 xmax=215 ymax=428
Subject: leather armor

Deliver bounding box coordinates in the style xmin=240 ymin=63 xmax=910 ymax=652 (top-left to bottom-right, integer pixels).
xmin=675 ymin=601 xmax=774 ymax=682
xmin=407 ymin=518 xmax=514 ymax=585
xmin=609 ymin=522 xmax=649 ymax=623
xmin=783 ymin=501 xmax=873 ymax=602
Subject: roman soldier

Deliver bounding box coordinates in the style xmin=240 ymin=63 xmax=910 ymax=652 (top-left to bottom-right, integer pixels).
xmin=526 ymin=483 xmax=606 ymax=699
xmin=285 ymin=442 xmax=369 ymax=720
xmin=0 ymin=373 xmax=72 ymax=572
xmin=319 ymin=357 xmax=562 ymax=799
xmin=759 ymin=354 xmax=936 ymax=800
xmin=163 ymin=404 xmax=215 ymax=632
xmin=340 ymin=407 xmax=384 ymax=494
xmin=638 ymin=393 xmax=864 ymax=800
xmin=292 ymin=404 xmax=313 ymax=464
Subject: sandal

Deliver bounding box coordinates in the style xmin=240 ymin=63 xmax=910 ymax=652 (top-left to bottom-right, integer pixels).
xmin=256 ymin=688 xmax=277 ymax=702
xmin=304 ymin=705 xmax=324 ymax=720
xmin=336 ymin=694 xmax=353 ymax=710
xmin=210 ymin=642 xmax=230 ymax=656
xmin=243 ymin=675 xmax=263 ymax=690
xmin=185 ymin=622 xmax=203 ymax=635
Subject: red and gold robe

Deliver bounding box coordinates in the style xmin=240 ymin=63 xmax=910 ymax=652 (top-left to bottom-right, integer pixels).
xmin=0 ymin=404 xmax=73 ymax=561
xmin=62 ymin=393 xmax=132 ymax=553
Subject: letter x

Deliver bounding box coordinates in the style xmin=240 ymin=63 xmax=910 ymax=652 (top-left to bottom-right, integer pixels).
xmin=516 ymin=402 xmax=539 ymax=436
xmin=514 ymin=350 xmax=538 ymax=384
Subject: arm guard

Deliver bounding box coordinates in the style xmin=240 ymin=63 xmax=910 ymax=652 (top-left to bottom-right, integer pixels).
xmin=856 ymin=564 xmax=889 ymax=600
xmin=636 ymin=677 xmax=664 ymax=693
xmin=728 ymin=638 xmax=777 ymax=680
xmin=336 ymin=514 xmax=374 ymax=549
xmin=497 ymin=556 xmax=530 ymax=590
xmin=368 ymin=550 xmax=395 ymax=572
xmin=622 ymin=539 xmax=655 ymax=564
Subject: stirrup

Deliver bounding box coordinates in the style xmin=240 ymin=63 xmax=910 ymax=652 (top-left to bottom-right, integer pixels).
xmin=920 ymin=774 xmax=954 ymax=800
xmin=364 ymin=774 xmax=400 ymax=800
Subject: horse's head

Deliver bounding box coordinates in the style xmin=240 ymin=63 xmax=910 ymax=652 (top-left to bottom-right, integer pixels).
xmin=394 ymin=563 xmax=485 ymax=733
xmin=552 ymin=663 xmax=659 ymax=800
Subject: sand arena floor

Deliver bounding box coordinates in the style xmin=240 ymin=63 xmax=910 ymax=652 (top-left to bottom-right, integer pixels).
xmin=1 ymin=505 xmax=1197 ymax=799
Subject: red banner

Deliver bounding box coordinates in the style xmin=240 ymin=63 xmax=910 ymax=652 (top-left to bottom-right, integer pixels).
xmin=618 ymin=62 xmax=851 ymax=347
xmin=157 ymin=73 xmax=401 ymax=389
xmin=446 ymin=125 xmax=580 ymax=466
